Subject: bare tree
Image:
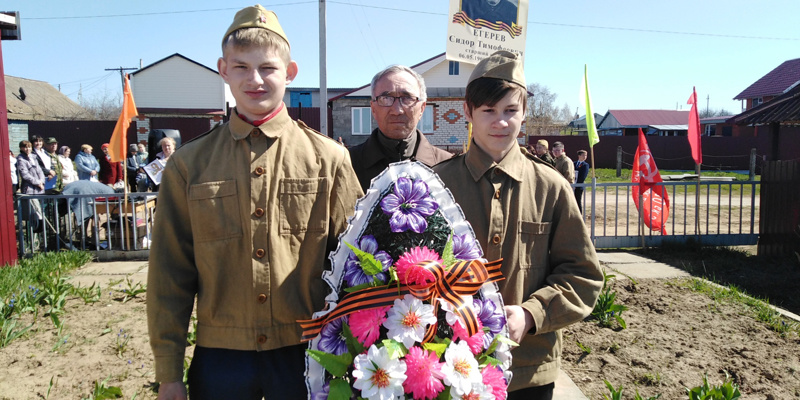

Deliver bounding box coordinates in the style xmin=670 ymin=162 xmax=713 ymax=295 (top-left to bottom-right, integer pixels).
xmin=699 ymin=108 xmax=734 ymax=118
xmin=80 ymin=88 xmax=122 ymax=120
xmin=526 ymin=83 xmax=570 ymax=136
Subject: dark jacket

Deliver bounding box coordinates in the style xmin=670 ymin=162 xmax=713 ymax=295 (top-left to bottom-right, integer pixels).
xmin=348 ymin=128 xmax=453 ymax=192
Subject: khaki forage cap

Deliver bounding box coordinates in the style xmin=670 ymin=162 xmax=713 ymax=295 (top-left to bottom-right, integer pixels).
xmin=222 ymin=5 xmax=289 ymax=48
xmin=467 ymin=50 xmax=526 ymax=89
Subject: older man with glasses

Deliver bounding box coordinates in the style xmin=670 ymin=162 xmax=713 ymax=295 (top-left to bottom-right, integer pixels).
xmin=348 ymin=65 xmax=452 ymax=192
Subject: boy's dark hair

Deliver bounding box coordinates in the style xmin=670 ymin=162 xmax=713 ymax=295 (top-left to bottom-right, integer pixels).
xmin=19 ymin=140 xmax=31 ymax=149
xmin=465 ymin=77 xmax=527 ymax=114
xmin=577 ymin=150 xmax=588 ymax=156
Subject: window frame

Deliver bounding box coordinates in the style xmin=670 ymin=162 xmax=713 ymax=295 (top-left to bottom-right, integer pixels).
xmin=416 ymin=105 xmax=434 ymax=134
xmin=351 ymin=107 xmax=372 ymax=135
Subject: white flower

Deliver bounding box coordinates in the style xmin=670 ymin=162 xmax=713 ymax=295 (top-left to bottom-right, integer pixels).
xmin=353 ymin=344 xmax=407 ymax=400
xmin=451 ymin=382 xmax=494 ymax=400
xmin=383 ymin=294 xmax=437 ymax=348
xmin=438 ymin=295 xmax=474 ymax=326
xmin=440 ymin=341 xmax=483 ymax=395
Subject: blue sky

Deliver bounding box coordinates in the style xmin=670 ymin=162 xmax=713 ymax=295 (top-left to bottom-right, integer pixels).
xmin=4 ymin=0 xmax=799 ymax=117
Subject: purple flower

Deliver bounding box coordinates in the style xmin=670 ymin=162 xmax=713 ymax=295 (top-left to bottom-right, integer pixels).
xmin=317 ymin=316 xmax=349 ymax=356
xmin=311 ymin=381 xmax=330 ymax=400
xmin=473 ymin=297 xmax=506 ymax=347
xmin=380 ymin=177 xmax=438 ymax=233
xmin=453 ymin=234 xmax=481 ymax=260
xmin=343 ymin=235 xmax=392 ymax=287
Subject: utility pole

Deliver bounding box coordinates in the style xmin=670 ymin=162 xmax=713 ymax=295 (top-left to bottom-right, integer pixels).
xmin=319 ymin=0 xmax=328 ymax=136
xmin=706 ymin=94 xmax=710 ymax=115
xmin=105 ymin=66 xmax=138 ymax=92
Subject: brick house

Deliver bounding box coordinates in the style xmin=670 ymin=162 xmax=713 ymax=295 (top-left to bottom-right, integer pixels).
xmin=734 ymin=58 xmax=800 ymax=111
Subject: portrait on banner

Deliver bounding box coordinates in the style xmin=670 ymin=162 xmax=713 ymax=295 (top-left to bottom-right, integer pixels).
xmin=446 ymin=0 xmax=528 ymax=65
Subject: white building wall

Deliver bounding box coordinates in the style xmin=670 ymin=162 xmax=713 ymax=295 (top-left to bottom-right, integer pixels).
xmin=132 ymin=56 xmax=226 ymax=110
xmin=421 ymin=61 xmax=473 ymax=88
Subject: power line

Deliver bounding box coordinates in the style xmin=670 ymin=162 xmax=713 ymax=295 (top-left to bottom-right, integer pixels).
xmin=26 ymin=3 xmax=314 ymax=20
xmin=24 ymin=2 xmax=800 ymax=41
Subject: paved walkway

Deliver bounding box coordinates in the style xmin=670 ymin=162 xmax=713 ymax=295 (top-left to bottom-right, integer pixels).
xmin=69 ymin=251 xmax=798 ymax=399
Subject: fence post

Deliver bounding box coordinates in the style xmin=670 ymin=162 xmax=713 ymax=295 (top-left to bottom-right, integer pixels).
xmin=616 ymin=146 xmax=623 ymax=177
xmin=749 ymin=148 xmax=757 ymax=181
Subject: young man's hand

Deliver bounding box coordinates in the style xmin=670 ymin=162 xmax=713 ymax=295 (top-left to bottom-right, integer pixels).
xmin=156 ymin=381 xmax=187 ymax=400
xmin=504 ymin=305 xmax=535 ymax=344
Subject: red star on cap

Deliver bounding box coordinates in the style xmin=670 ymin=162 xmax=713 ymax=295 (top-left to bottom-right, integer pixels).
xmin=259 ymin=15 xmax=267 ymax=23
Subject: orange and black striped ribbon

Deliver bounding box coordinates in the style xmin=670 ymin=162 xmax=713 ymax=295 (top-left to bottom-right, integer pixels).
xmin=298 ymin=259 xmax=504 ymax=343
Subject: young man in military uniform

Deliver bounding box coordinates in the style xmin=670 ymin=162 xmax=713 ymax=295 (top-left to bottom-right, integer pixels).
xmin=552 ymin=141 xmax=575 ymax=184
xmin=533 ymin=139 xmax=556 ymax=168
xmin=147 ymin=6 xmax=363 ymax=399
xmin=433 ymin=51 xmax=603 ymax=399
xmin=348 ymin=65 xmax=452 ymax=192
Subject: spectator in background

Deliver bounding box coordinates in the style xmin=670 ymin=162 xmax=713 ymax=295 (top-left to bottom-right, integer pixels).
xmin=44 ymin=137 xmax=63 ymax=194
xmin=126 ymin=143 xmax=148 ymax=192
xmin=9 ymin=150 xmax=18 ymax=194
xmin=552 ymin=141 xmax=575 ymax=184
xmin=533 ymin=139 xmax=556 ymax=167
xmin=137 ymin=143 xmax=148 ymax=164
xmin=31 ymin=136 xmax=55 ymax=181
xmin=17 ymin=140 xmax=45 ymax=195
xmin=75 ymin=144 xmax=100 ymax=181
xmin=57 ymin=146 xmax=77 ymax=185
xmin=156 ymin=137 xmax=176 ymax=163
xmin=99 ymin=143 xmax=124 ymax=188
xmin=574 ymin=149 xmax=589 ymax=212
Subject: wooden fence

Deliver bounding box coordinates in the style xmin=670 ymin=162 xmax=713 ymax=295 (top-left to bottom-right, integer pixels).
xmin=758 ymin=160 xmax=800 ymax=257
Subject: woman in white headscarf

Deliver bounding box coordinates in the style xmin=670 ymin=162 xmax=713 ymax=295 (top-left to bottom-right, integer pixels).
xmin=58 ymin=145 xmax=78 ymax=185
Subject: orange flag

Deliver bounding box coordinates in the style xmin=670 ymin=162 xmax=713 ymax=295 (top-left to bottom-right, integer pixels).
xmin=107 ymin=75 xmax=138 ymax=163
xmin=686 ymin=87 xmax=702 ymax=165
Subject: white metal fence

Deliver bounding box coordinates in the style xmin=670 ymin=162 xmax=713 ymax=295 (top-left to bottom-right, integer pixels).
xmin=13 ymin=179 xmax=760 ymax=257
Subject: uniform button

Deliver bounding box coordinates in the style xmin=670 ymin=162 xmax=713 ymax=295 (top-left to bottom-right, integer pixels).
xmin=254 ymin=208 xmax=265 ymax=218
xmin=492 ymin=234 xmax=501 ymax=244
xmin=251 ymin=130 xmax=260 ymax=137
xmin=257 ymin=293 xmax=268 ymax=303
xmin=255 ymin=248 xmax=266 ymax=258
xmin=254 ymin=167 xmax=265 ymax=176
xmin=494 ymin=189 xmax=501 ymax=199
xmin=257 ymin=335 xmax=267 ymax=344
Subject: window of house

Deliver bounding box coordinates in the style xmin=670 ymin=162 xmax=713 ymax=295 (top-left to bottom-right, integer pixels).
xmin=416 ymin=105 xmax=434 ymax=133
xmin=449 ymin=61 xmax=460 ymax=76
xmin=705 ymin=124 xmax=716 ymax=136
xmin=753 ymin=97 xmax=763 ymax=107
xmin=352 ymin=107 xmax=371 ymax=135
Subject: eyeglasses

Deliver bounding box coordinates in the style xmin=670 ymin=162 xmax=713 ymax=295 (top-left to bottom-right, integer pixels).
xmin=373 ymin=95 xmax=420 ymax=107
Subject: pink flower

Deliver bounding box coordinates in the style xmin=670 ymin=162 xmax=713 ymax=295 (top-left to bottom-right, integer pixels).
xmin=395 ymin=247 xmax=442 ymax=285
xmin=403 ymin=346 xmax=445 ymax=399
xmin=481 ymin=365 xmax=508 ymax=400
xmin=452 ymin=319 xmax=485 ymax=355
xmin=349 ymin=306 xmax=390 ymax=347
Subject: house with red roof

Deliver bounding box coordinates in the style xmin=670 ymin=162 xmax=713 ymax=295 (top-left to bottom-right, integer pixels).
xmin=734 ymin=58 xmax=800 ymax=111
xmin=597 ymin=109 xmax=689 ymax=136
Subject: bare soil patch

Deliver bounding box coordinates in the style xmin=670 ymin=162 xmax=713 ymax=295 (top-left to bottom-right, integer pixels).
xmin=0 ymin=247 xmax=798 ymax=399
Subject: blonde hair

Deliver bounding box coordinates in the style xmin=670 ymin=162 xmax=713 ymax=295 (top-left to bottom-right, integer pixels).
xmin=222 ymin=27 xmax=290 ymax=65
xmin=81 ymin=144 xmax=93 ymax=152
xmin=158 ymin=137 xmax=177 ymax=148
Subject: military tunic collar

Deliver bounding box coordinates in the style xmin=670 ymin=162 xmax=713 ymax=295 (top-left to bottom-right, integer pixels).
xmin=464 ymin=142 xmax=526 ymax=183
xmin=229 ymin=104 xmax=294 ymax=140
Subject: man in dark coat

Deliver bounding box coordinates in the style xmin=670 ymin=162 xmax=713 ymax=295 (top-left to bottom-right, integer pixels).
xmin=348 ymin=65 xmax=452 ymax=192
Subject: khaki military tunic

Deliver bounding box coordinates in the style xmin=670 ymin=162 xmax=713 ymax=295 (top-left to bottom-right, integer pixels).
xmin=147 ymin=108 xmax=363 ymax=383
xmin=433 ymin=144 xmax=602 ymax=390
xmin=555 ymin=153 xmax=575 ymax=184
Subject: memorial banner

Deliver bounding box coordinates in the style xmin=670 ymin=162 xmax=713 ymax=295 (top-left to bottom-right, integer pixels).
xmin=446 ymin=0 xmax=529 ymax=64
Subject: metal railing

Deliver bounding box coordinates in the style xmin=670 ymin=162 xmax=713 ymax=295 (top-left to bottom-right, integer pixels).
xmin=13 ymin=179 xmax=761 ymax=257
xmin=14 ymin=193 xmax=157 ymax=257
xmin=578 ymin=179 xmax=760 ymax=248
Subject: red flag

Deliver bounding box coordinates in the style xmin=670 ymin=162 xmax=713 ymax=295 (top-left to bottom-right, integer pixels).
xmin=687 ymin=87 xmax=702 ymax=165
xmin=107 ymin=75 xmax=138 ymax=163
xmin=632 ymin=128 xmax=670 ymax=235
